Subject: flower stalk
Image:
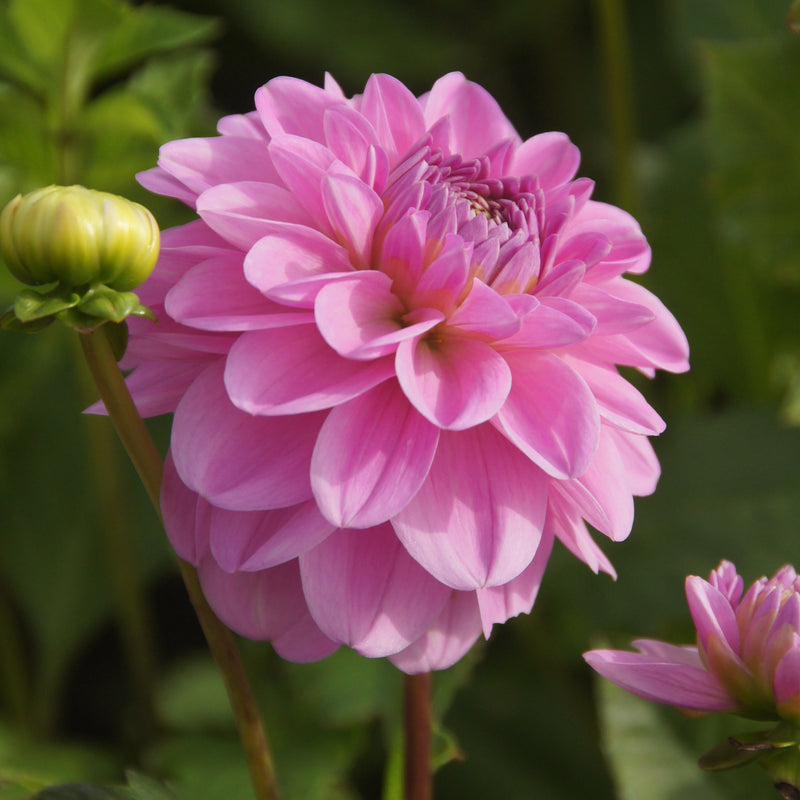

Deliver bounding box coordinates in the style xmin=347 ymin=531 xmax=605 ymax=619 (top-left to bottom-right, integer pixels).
xmin=592 ymin=0 xmax=638 ymax=214
xmin=79 ymin=325 xmax=280 ymax=800
xmin=404 ymin=672 xmax=432 ymax=800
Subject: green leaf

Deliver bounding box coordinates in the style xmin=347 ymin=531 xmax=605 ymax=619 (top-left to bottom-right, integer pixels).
xmin=90 ymin=6 xmax=218 ymax=82
xmin=155 ymin=657 xmax=232 ymax=733
xmin=596 ymin=679 xmax=729 ymax=800
xmin=32 ymin=785 xmax=124 ymax=800
xmin=0 ymin=720 xmax=117 ymax=791
xmin=118 ymin=773 xmax=179 ymax=800
xmin=704 ymin=37 xmax=800 ymax=282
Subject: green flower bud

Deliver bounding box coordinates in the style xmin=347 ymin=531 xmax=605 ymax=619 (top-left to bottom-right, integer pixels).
xmin=1 ymin=185 xmax=159 ymax=291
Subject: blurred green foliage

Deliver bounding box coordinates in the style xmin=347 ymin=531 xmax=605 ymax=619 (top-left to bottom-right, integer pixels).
xmin=1 ymin=0 xmax=799 ymax=797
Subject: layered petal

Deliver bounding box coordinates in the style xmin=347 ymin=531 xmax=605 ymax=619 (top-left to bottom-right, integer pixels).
xmin=208 ymin=501 xmax=335 ymax=572
xmin=225 ymin=325 xmax=395 ymax=415
xmin=396 ymin=334 xmax=512 ymax=430
xmin=172 ymin=362 xmax=323 ymax=510
xmin=299 ymin=525 xmax=451 ymax=657
xmin=310 ymin=381 xmax=439 ymax=528
xmin=393 ymin=426 xmax=548 ymax=590
xmin=389 ymin=592 xmax=483 ymax=674
xmin=199 ymin=557 xmax=339 ymax=662
xmin=495 ymin=352 xmax=600 ymax=479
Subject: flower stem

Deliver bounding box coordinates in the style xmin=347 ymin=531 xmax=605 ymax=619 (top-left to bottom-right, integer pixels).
xmin=404 ymin=672 xmax=432 ymax=800
xmin=72 ymin=338 xmax=158 ymax=740
xmin=593 ymin=0 xmax=638 ymax=214
xmin=78 ymin=325 xmax=280 ymax=800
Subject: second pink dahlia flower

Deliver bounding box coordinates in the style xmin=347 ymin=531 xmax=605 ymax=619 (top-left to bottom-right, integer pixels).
xmin=585 ymin=561 xmax=800 ymax=723
xmin=119 ymin=72 xmax=688 ymax=673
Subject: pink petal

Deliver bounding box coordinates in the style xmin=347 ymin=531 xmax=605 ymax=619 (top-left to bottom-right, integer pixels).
xmin=199 ymin=557 xmax=339 ymax=662
xmin=137 ymin=167 xmax=197 ymax=207
xmin=568 ymin=200 xmax=651 ymax=279
xmin=410 ymin=234 xmax=471 ymax=314
xmin=172 ymin=362 xmax=323 ymax=510
xmin=268 ymin=134 xmax=352 ymax=232
xmin=446 ymin=279 xmax=521 ymax=341
xmin=774 ymin=636 xmax=800 ymax=713
xmin=421 ymin=72 xmax=520 ymax=158
xmin=216 ymin=110 xmax=267 ymax=140
xmin=208 ymin=501 xmax=335 ymax=572
xmin=708 ymin=561 xmax=745 ymax=605
xmin=487 ymin=241 xmax=540 ymax=295
xmin=570 ymin=282 xmax=656 ymax=335
xmin=546 ymin=493 xmax=616 ymax=577
xmin=392 ymin=426 xmax=548 ymax=590
xmin=631 ymin=639 xmax=707 ymax=669
xmin=315 ymin=271 xmax=442 ymax=360
xmin=553 ymin=425 xmax=635 ymax=541
xmin=166 ymin=254 xmax=313 ymax=331
xmin=604 ymin=427 xmax=661 ymax=497
xmin=321 ymin=173 xmax=383 ymax=267
xmin=606 ymin=279 xmax=691 ymax=374
xmin=224 ymin=325 xmax=395 ymax=415
xmin=299 ymin=525 xmax=451 ymax=658
xmin=161 ymin=452 xmax=211 ymax=565
xmin=475 ymin=527 xmax=555 ymax=637
xmin=511 ymin=132 xmax=581 ymax=192
xmin=244 ymin=222 xmax=354 ymax=308
xmin=359 ymin=73 xmax=426 ymax=163
xmin=583 ymin=648 xmax=738 ymax=711
xmin=157 ymin=136 xmax=280 ymax=197
xmin=495 ymin=352 xmax=600 ymax=479
xmin=114 ymin=356 xmax=216 ymax=418
xmin=499 ymin=296 xmax=594 ymax=350
xmin=255 ymin=76 xmax=343 ymax=141
xmin=396 ymin=334 xmax=512 ymax=431
xmin=323 ymin=106 xmax=389 ymax=191
xmin=310 ymin=381 xmax=439 ymax=528
xmin=534 ymin=258 xmax=587 ymax=297
xmin=389 ymin=591 xmax=483 ymax=674
xmin=568 ymin=357 xmax=665 ymax=436
xmin=686 ymin=576 xmax=741 ymax=655
xmin=377 ymin=209 xmax=428 ymax=298
xmin=197 ymin=181 xmax=313 ymax=250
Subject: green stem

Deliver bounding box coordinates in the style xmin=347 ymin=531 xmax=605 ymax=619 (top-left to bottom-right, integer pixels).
xmin=79 ymin=326 xmax=280 ymax=800
xmin=404 ymin=673 xmax=432 ymax=800
xmin=72 ymin=338 xmax=159 ymax=740
xmin=593 ymin=0 xmax=638 ymax=214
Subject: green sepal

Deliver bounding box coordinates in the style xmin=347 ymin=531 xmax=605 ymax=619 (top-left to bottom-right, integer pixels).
xmin=76 ymin=284 xmax=156 ymax=325
xmin=2 ymin=281 xmax=155 ymax=334
xmin=1 ymin=305 xmax=55 ymax=331
xmin=13 ymin=285 xmax=81 ymax=322
xmin=700 ymin=724 xmax=799 ymax=773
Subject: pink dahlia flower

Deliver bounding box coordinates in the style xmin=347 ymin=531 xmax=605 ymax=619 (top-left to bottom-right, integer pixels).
xmin=119 ymin=72 xmax=688 ymax=673
xmin=585 ymin=560 xmax=800 ymax=723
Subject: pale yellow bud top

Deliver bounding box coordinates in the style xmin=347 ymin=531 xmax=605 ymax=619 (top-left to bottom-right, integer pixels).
xmin=0 ymin=185 xmax=159 ymax=290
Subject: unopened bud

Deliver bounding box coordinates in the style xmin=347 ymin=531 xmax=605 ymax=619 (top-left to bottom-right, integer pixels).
xmin=1 ymin=185 xmax=159 ymax=291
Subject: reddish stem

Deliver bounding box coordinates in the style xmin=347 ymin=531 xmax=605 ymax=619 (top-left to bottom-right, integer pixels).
xmin=404 ymin=672 xmax=432 ymax=800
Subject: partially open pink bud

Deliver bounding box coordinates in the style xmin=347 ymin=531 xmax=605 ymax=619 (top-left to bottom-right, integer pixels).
xmin=586 ymin=561 xmax=800 ymax=724
xmin=586 ymin=561 xmax=800 ymax=793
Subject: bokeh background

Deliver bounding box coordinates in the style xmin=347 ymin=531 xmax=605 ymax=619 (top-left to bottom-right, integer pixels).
xmin=1 ymin=0 xmax=799 ymax=797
